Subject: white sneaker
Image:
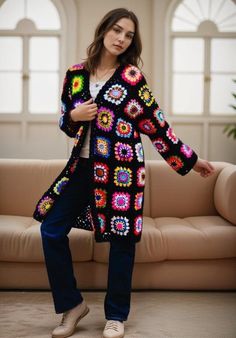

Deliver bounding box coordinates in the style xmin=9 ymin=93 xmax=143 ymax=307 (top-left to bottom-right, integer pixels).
xmin=102 ymin=320 xmax=125 ymax=338
xmin=52 ymin=300 xmax=89 ymax=338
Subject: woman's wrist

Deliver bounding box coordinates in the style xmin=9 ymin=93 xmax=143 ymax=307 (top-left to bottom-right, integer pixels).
xmin=69 ymin=109 xmax=78 ymax=123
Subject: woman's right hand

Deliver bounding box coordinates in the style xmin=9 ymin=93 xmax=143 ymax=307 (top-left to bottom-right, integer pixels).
xmin=70 ymin=98 xmax=97 ymax=121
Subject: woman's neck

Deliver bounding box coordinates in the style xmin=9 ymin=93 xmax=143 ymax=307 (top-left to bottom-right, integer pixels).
xmin=97 ymin=50 xmax=119 ymax=71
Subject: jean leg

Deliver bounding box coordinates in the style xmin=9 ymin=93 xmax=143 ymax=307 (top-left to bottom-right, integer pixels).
xmin=40 ymin=162 xmax=90 ymax=314
xmin=104 ymin=240 xmax=136 ymax=321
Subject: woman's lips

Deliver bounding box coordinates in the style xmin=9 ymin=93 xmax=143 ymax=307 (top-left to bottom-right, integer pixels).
xmin=113 ymin=45 xmax=123 ymax=50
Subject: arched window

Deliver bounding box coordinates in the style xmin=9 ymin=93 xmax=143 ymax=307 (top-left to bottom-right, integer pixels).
xmin=170 ymin=0 xmax=236 ymax=115
xmin=0 ymin=0 xmax=61 ymax=115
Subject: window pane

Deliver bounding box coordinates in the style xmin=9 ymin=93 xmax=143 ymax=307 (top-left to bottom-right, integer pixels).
xmin=0 ymin=73 xmax=22 ymax=113
xmin=29 ymin=72 xmax=59 ymax=113
xmin=29 ymin=37 xmax=59 ymax=71
xmin=210 ymin=75 xmax=236 ymax=114
xmin=211 ymin=39 xmax=236 ymax=72
xmin=0 ymin=37 xmax=22 ymax=71
xmin=172 ymin=74 xmax=203 ymax=114
xmin=27 ymin=0 xmax=60 ymax=29
xmin=0 ymin=0 xmax=24 ymax=29
xmin=173 ymin=38 xmax=204 ymax=72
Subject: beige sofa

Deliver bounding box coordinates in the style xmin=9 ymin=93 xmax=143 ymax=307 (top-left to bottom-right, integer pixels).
xmin=0 ymin=158 xmax=236 ymax=290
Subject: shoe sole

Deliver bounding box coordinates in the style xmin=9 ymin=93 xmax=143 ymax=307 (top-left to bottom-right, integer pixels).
xmin=52 ymin=306 xmax=90 ymax=338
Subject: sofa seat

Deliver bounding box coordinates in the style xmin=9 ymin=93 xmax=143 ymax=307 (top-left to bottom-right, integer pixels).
xmin=0 ymin=159 xmax=235 ymax=290
xmin=0 ymin=215 xmax=93 ymax=262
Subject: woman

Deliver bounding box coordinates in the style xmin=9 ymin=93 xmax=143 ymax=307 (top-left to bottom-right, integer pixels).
xmin=33 ymin=8 xmax=214 ymax=338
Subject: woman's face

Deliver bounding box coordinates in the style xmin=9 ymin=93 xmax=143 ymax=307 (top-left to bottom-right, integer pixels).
xmin=103 ymin=17 xmax=135 ymax=57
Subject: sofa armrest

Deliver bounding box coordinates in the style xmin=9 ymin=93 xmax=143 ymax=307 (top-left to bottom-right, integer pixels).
xmin=214 ymin=165 xmax=236 ymax=225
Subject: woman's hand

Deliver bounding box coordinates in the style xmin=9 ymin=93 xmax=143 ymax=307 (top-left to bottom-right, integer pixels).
xmin=70 ymin=98 xmax=97 ymax=121
xmin=193 ymin=158 xmax=215 ymax=178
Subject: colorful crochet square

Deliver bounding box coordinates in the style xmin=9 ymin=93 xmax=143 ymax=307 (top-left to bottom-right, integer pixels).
xmin=153 ymin=108 xmax=166 ymax=127
xmin=116 ymin=118 xmax=132 ymax=138
xmin=104 ymin=84 xmax=127 ymax=105
xmin=94 ymin=162 xmax=109 ymax=183
xmin=135 ymin=143 xmax=144 ymax=162
xmin=72 ymin=75 xmax=84 ymax=95
xmin=94 ymin=188 xmax=107 ymax=208
xmin=74 ymin=125 xmax=84 ymax=146
xmin=69 ymin=159 xmax=79 ymax=174
xmin=73 ymin=99 xmax=85 ymax=109
xmin=138 ymin=118 xmax=157 ymax=134
xmin=114 ymin=142 xmax=133 ymax=162
xmin=181 ymin=144 xmax=193 ymax=158
xmin=167 ymin=156 xmax=184 ymax=171
xmin=124 ymin=99 xmax=143 ymax=119
xmin=138 ymin=84 xmax=154 ymax=106
xmin=114 ymin=167 xmax=132 ymax=187
xmin=166 ymin=127 xmax=178 ymax=144
xmin=97 ymin=213 xmax=106 ymax=233
xmin=69 ymin=63 xmax=84 ymax=71
xmin=94 ymin=136 xmax=111 ymax=158
xmin=61 ymin=101 xmax=66 ymax=115
xmin=152 ymin=138 xmax=169 ymax=153
xmin=134 ymin=216 xmax=143 ymax=236
xmin=111 ymin=216 xmax=130 ymax=236
xmin=121 ymin=65 xmax=143 ymax=86
xmin=134 ymin=192 xmax=143 ymax=210
xmin=112 ymin=192 xmax=130 ymax=211
xmin=37 ymin=196 xmax=54 ymax=216
xmin=96 ymin=107 xmax=114 ymax=132
xmin=137 ymin=167 xmax=145 ymax=187
xmin=53 ymin=177 xmax=69 ymax=195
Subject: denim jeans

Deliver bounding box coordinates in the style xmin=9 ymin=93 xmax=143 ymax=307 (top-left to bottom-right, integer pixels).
xmin=40 ymin=158 xmax=136 ymax=321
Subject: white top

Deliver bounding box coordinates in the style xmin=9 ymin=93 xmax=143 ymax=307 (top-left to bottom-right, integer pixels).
xmin=79 ymin=81 xmax=106 ymax=158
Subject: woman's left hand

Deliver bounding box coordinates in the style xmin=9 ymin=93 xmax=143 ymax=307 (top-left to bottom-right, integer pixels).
xmin=193 ymin=158 xmax=215 ymax=178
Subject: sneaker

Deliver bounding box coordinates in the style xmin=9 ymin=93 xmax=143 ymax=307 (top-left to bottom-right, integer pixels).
xmin=52 ymin=300 xmax=89 ymax=338
xmin=102 ymin=320 xmax=124 ymax=338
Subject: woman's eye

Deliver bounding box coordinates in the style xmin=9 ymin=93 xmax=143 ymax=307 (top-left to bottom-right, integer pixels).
xmin=113 ymin=27 xmax=120 ymax=33
xmin=127 ymin=34 xmax=133 ymax=40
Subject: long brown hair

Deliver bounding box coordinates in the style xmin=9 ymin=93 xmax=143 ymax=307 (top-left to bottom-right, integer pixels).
xmin=84 ymin=8 xmax=143 ymax=74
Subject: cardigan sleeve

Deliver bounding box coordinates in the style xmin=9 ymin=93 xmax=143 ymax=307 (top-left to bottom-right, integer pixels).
xmin=59 ymin=69 xmax=82 ymax=137
xmin=134 ymin=75 xmax=198 ymax=176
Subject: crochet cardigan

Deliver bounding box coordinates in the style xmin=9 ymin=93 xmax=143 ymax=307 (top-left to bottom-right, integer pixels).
xmin=33 ymin=63 xmax=198 ymax=243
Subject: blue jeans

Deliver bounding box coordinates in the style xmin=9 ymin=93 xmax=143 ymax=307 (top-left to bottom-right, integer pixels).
xmin=40 ymin=158 xmax=136 ymax=321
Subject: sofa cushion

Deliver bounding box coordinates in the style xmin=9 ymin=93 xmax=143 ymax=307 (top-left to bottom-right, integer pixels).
xmin=0 ymin=216 xmax=93 ymax=262
xmin=93 ymin=215 xmax=236 ymax=263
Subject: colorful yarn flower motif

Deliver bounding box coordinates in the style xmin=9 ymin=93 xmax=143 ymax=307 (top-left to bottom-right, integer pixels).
xmin=166 ymin=127 xmax=178 ymax=144
xmin=74 ymin=125 xmax=84 ymax=146
xmin=114 ymin=167 xmax=132 ymax=187
xmin=104 ymin=84 xmax=127 ymax=105
xmin=137 ymin=167 xmax=145 ymax=187
xmin=152 ymin=138 xmax=169 ymax=153
xmin=181 ymin=144 xmax=193 ymax=158
xmin=69 ymin=159 xmax=79 ymax=173
xmin=96 ymin=107 xmax=114 ymax=132
xmin=138 ymin=119 xmax=157 ymax=134
xmin=71 ymin=75 xmax=84 ymax=95
xmin=138 ymin=85 xmax=154 ymax=106
xmin=37 ymin=196 xmax=54 ymax=216
xmin=116 ymin=118 xmax=132 ymax=138
xmin=124 ymin=99 xmax=143 ymax=119
xmin=112 ymin=192 xmax=130 ymax=211
xmin=69 ymin=63 xmax=84 ymax=71
xmin=134 ymin=192 xmax=143 ymax=210
xmin=94 ymin=188 xmax=107 ymax=208
xmin=61 ymin=101 xmax=66 ymax=115
xmin=153 ymin=108 xmax=166 ymax=127
xmin=121 ymin=65 xmax=143 ymax=86
xmin=114 ymin=142 xmax=133 ymax=162
xmin=135 ymin=143 xmax=144 ymax=162
xmin=111 ymin=216 xmax=130 ymax=236
xmin=167 ymin=156 xmax=183 ymax=171
xmin=97 ymin=213 xmax=106 ymax=233
xmin=134 ymin=216 xmax=143 ymax=236
xmin=53 ymin=177 xmax=69 ymax=195
xmin=94 ymin=136 xmax=110 ymax=158
xmin=73 ymin=99 xmax=84 ymax=108
xmin=94 ymin=162 xmax=109 ymax=183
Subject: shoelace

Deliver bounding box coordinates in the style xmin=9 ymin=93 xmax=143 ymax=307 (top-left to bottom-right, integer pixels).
xmin=60 ymin=311 xmax=69 ymax=326
xmin=105 ymin=320 xmax=120 ymax=332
